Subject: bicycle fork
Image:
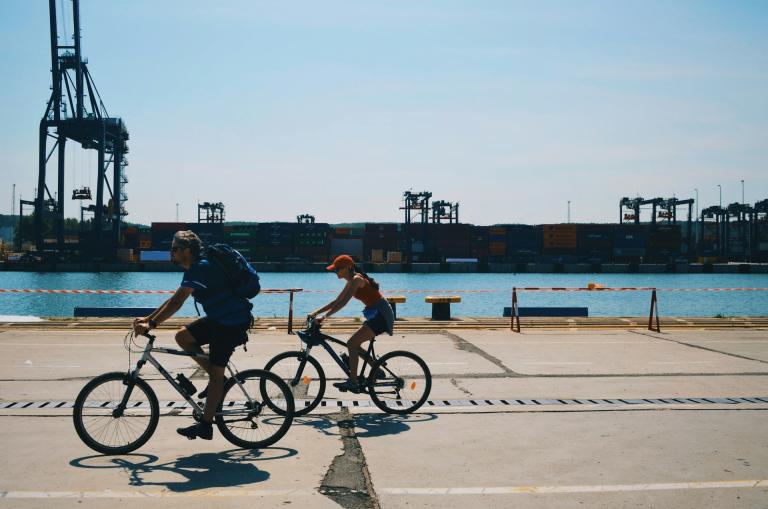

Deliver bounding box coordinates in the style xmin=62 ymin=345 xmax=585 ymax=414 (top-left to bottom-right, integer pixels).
xmin=114 ymin=351 xmax=151 ymax=418
xmin=289 ymin=348 xmax=313 ymax=387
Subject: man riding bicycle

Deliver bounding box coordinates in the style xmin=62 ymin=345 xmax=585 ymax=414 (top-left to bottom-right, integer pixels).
xmin=133 ymin=230 xmax=253 ymax=440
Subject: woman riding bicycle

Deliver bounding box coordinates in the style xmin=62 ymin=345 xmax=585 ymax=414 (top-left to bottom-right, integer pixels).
xmin=308 ymin=254 xmax=394 ymax=393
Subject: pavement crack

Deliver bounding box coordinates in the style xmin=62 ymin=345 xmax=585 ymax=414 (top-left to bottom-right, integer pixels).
xmin=450 ymin=378 xmax=473 ymax=396
xmin=440 ymin=331 xmax=520 ymax=375
xmin=319 ymin=409 xmax=380 ymax=509
xmin=630 ymin=330 xmax=768 ymax=365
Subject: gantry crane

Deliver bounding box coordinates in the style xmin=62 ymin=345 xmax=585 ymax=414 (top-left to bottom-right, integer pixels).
xmin=431 ymin=200 xmax=459 ymax=224
xmin=34 ymin=0 xmax=129 ymax=256
xmin=197 ymin=202 xmax=225 ymax=223
xmin=297 ymin=214 xmax=316 ymax=224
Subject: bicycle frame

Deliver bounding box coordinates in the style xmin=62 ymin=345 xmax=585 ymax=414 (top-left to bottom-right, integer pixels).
xmin=293 ymin=326 xmax=378 ymax=386
xmin=117 ymin=333 xmax=254 ymax=418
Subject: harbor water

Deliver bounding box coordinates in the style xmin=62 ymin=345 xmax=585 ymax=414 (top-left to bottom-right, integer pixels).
xmin=1 ymin=272 xmax=767 ymax=319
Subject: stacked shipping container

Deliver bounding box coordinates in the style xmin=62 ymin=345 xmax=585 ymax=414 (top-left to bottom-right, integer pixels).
xmin=507 ymin=225 xmax=541 ymax=262
xmin=577 ymin=224 xmax=613 ymax=262
xmin=434 ymin=224 xmax=472 ymax=260
xmin=294 ymin=223 xmax=331 ymax=262
xmin=364 ymin=223 xmax=400 ymax=262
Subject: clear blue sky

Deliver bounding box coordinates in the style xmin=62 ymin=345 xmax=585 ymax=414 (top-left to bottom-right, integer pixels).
xmin=1 ymin=1 xmax=766 ymax=225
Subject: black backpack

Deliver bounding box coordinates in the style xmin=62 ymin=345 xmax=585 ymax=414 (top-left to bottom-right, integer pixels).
xmin=205 ymin=244 xmax=261 ymax=299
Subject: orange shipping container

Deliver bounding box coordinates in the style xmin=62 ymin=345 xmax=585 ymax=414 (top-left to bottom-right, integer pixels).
xmin=489 ymin=227 xmax=507 ymax=236
xmin=489 ymin=242 xmax=507 ymax=255
xmin=542 ymin=224 xmax=577 ymax=248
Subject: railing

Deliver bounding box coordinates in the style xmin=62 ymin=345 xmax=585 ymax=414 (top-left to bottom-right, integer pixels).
xmin=509 ymin=287 xmax=768 ymax=333
xmin=2 ymin=286 xmax=767 ymax=334
xmin=0 ymin=288 xmax=304 ymax=334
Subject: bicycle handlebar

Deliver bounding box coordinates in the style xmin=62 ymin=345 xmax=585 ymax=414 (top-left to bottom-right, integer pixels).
xmin=304 ymin=316 xmax=322 ymax=334
xmin=141 ymin=332 xmax=157 ymax=341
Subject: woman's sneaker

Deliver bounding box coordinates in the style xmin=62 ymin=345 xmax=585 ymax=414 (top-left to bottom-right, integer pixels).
xmin=333 ymin=379 xmax=362 ymax=394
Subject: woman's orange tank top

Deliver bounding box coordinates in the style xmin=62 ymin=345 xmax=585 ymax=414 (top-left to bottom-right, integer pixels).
xmin=354 ymin=278 xmax=383 ymax=307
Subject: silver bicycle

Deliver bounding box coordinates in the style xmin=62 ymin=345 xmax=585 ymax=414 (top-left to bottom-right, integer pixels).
xmin=73 ymin=331 xmax=295 ymax=455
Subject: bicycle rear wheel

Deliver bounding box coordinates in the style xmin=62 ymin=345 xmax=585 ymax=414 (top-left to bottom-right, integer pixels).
xmin=216 ymin=369 xmax=294 ymax=449
xmin=367 ymin=351 xmax=431 ymax=414
xmin=263 ymin=351 xmax=326 ymax=416
xmin=73 ymin=372 xmax=159 ymax=455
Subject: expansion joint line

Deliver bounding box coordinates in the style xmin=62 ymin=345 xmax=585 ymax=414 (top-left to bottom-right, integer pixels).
xmin=630 ymin=330 xmax=768 ymax=365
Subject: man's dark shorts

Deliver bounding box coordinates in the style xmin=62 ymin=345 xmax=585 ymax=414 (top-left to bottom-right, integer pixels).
xmin=185 ymin=317 xmax=249 ymax=367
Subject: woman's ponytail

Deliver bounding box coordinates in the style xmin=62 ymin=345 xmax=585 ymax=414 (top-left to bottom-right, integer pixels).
xmin=352 ymin=265 xmax=380 ymax=292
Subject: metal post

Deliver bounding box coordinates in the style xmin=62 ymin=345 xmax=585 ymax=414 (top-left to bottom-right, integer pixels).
xmin=94 ymin=123 xmax=106 ymax=247
xmin=56 ymin=138 xmax=66 ymax=252
xmin=47 ymin=0 xmax=60 ymax=122
xmin=647 ymin=289 xmax=660 ymax=332
xmin=73 ymin=0 xmax=84 ymax=119
xmin=35 ymin=123 xmax=48 ymax=251
xmin=113 ymin=145 xmax=123 ymax=248
xmin=511 ymin=287 xmax=521 ymax=333
xmin=694 ymin=188 xmax=698 ymax=219
xmin=288 ymin=290 xmax=295 ymax=334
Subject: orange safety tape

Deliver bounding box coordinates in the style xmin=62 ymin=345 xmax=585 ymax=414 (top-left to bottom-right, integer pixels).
xmin=0 ymin=287 xmax=766 ymax=295
xmin=516 ymin=287 xmax=768 ymax=292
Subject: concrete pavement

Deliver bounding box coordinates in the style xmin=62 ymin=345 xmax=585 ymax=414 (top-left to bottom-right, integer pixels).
xmin=1 ymin=326 xmax=767 ymax=508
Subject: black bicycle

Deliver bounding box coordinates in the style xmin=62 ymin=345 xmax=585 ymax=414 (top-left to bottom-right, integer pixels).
xmin=264 ymin=317 xmax=431 ymax=415
xmin=73 ymin=331 xmax=295 ymax=455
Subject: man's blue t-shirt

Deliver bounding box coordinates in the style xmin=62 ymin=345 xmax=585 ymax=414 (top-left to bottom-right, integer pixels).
xmin=181 ymin=259 xmax=253 ymax=326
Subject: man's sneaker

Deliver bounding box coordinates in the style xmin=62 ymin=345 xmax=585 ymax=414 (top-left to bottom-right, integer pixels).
xmin=176 ymin=421 xmax=213 ymax=440
xmin=197 ymin=378 xmax=228 ymax=399
xmin=333 ymin=379 xmax=362 ymax=394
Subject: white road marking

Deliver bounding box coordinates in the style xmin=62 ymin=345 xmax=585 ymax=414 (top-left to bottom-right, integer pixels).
xmin=647 ymin=361 xmax=713 ymax=365
xmin=1 ymin=480 xmax=766 ymax=498
xmin=316 ymin=361 xmax=467 ymax=367
xmin=1 ymin=365 xmax=82 ymax=368
xmin=523 ymin=362 xmax=592 ymax=365
xmin=381 ymin=479 xmax=768 ymax=495
xmin=0 ymin=489 xmax=321 ymax=498
xmin=473 ymin=341 xmax=650 ymax=345
xmin=0 ymin=343 xmax=124 ymax=346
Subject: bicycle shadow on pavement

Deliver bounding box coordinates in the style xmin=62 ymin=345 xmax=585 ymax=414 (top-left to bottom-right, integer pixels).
xmin=291 ymin=412 xmax=438 ymax=438
xmin=69 ymin=447 xmax=297 ymax=493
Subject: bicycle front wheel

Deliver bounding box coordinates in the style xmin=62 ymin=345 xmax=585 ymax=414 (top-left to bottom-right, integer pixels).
xmin=264 ymin=351 xmax=326 ymax=416
xmin=73 ymin=372 xmax=159 ymax=455
xmin=216 ymin=369 xmax=294 ymax=449
xmin=367 ymin=351 xmax=431 ymax=414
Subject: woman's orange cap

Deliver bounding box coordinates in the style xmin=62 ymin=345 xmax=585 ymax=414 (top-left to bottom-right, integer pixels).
xmin=326 ymin=254 xmax=355 ymax=271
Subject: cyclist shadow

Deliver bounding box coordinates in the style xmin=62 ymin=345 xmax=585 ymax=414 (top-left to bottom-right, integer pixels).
xmin=69 ymin=447 xmax=297 ymax=493
xmin=294 ymin=412 xmax=438 ymax=438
